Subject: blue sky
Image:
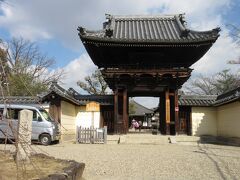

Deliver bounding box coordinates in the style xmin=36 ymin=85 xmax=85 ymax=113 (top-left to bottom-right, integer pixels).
xmin=0 ymin=0 xmax=240 ymax=108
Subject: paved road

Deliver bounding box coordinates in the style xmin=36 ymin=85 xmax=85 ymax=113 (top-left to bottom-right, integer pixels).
xmin=1 ymin=143 xmax=240 ymax=180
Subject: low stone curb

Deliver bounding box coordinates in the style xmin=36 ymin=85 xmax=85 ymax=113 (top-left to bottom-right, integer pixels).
xmin=200 ymin=135 xmax=240 ymax=146
xmin=34 ymin=153 xmax=85 ymax=180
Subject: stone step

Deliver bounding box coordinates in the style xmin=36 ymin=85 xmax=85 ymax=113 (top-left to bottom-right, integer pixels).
xmin=107 ymin=133 xmax=204 ymax=145
xmin=174 ymin=136 xmax=201 ymax=142
xmin=120 ymin=134 xmax=170 ymax=144
xmin=108 ymin=134 xmax=240 ymax=146
xmin=107 ymin=135 xmax=120 ymax=144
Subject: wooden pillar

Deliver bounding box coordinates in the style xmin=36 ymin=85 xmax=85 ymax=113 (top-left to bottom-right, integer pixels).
xmin=49 ymin=99 xmax=61 ymax=123
xmin=175 ymin=90 xmax=179 ymax=135
xmin=159 ymin=93 xmax=166 ymax=134
xmin=114 ymin=89 xmax=118 ymax=133
xmin=123 ymin=89 xmax=128 ymax=134
xmin=114 ymin=88 xmax=127 ymax=134
xmin=188 ymin=107 xmax=192 ymax=136
xmin=127 ymin=96 xmax=129 ymax=130
xmin=165 ymin=89 xmax=170 ymax=135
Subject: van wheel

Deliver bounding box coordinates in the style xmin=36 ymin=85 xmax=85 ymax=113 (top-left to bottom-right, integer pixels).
xmin=40 ymin=134 xmax=51 ymax=146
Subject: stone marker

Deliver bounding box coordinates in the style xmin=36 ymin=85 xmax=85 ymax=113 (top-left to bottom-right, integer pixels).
xmin=104 ymin=126 xmax=107 ymax=144
xmin=16 ymin=109 xmax=33 ymax=162
xmin=169 ymin=137 xmax=177 ymax=144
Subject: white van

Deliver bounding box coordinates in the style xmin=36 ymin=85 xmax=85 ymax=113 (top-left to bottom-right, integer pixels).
xmin=0 ymin=104 xmax=60 ymax=145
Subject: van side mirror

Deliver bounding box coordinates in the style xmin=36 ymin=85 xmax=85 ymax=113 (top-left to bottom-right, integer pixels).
xmin=38 ymin=116 xmax=43 ymax=122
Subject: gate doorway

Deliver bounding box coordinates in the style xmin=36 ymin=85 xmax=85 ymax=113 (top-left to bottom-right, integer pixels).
xmin=128 ymin=97 xmax=156 ymax=133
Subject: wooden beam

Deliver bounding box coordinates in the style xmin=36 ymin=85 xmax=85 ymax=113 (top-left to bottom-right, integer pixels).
xmin=175 ymin=90 xmax=179 ymax=135
xmin=159 ymin=94 xmax=166 ymax=134
xmin=114 ymin=89 xmax=118 ymax=133
xmin=123 ymin=89 xmax=128 ymax=134
xmin=189 ymin=107 xmax=192 ymax=136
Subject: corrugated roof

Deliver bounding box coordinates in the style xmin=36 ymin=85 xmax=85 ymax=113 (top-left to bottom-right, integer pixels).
xmin=40 ymin=82 xmax=113 ymax=106
xmin=79 ymin=14 xmax=220 ymax=44
xmin=129 ymin=100 xmax=154 ymax=116
xmin=214 ymin=87 xmax=240 ymax=106
xmin=75 ymin=95 xmax=113 ymax=105
xmin=178 ymin=95 xmax=217 ymax=106
xmin=0 ymin=96 xmax=40 ymax=104
xmin=41 ymin=82 xmax=80 ymax=105
xmin=44 ymin=83 xmax=240 ymax=107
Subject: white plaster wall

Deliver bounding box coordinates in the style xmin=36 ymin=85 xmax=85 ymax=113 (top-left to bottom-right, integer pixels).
xmin=61 ymin=101 xmax=76 ymax=135
xmin=192 ymin=107 xmax=217 ymax=136
xmin=217 ymin=101 xmax=240 ymax=138
xmin=76 ymin=112 xmax=100 ymax=128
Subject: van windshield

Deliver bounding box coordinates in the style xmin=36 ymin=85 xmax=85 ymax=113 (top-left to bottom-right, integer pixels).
xmin=39 ymin=109 xmax=54 ymax=122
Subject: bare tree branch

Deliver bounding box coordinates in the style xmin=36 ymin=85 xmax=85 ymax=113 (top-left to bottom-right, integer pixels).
xmin=183 ymin=69 xmax=240 ymax=95
xmin=77 ymin=69 xmax=110 ymax=95
xmin=226 ymin=24 xmax=240 ymax=64
xmin=0 ymin=37 xmax=64 ymax=96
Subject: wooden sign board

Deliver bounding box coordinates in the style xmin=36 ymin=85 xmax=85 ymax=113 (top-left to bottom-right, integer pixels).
xmin=86 ymin=102 xmax=100 ymax=112
xmin=166 ymin=99 xmax=170 ymax=123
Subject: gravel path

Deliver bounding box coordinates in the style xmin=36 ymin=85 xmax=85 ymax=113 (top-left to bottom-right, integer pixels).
xmin=1 ymin=143 xmax=240 ymax=180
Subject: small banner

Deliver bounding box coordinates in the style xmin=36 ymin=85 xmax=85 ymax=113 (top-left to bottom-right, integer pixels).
xmin=166 ymin=99 xmax=170 ymax=123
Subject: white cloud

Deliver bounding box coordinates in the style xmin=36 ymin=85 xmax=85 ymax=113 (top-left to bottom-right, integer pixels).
xmin=0 ymin=0 xmax=233 ymax=49
xmin=191 ymin=32 xmax=240 ymax=75
xmin=0 ymin=0 xmax=166 ymax=49
xmin=0 ymin=3 xmax=51 ymax=41
xmin=61 ymin=53 xmax=97 ymax=93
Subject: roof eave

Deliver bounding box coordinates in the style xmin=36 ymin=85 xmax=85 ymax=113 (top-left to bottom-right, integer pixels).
xmin=80 ymin=35 xmax=219 ymax=46
xmin=41 ymin=91 xmax=81 ymax=106
xmin=179 ymin=104 xmax=213 ymax=107
xmin=214 ymin=97 xmax=240 ymax=107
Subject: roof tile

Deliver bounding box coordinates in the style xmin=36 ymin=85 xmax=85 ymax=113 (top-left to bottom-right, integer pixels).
xmin=178 ymin=95 xmax=217 ymax=106
xmin=79 ymin=14 xmax=220 ymax=44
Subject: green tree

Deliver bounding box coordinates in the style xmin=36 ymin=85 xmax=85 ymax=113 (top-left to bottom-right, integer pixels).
xmin=0 ymin=38 xmax=64 ymax=96
xmin=184 ymin=69 xmax=240 ymax=95
xmin=77 ymin=69 xmax=109 ymax=95
xmin=8 ymin=74 xmax=48 ymax=96
xmin=129 ymin=100 xmax=136 ymax=115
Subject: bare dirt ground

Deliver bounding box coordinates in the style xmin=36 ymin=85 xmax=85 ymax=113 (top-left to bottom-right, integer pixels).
xmin=0 ymin=150 xmax=69 ymax=180
xmin=1 ymin=142 xmax=240 ymax=180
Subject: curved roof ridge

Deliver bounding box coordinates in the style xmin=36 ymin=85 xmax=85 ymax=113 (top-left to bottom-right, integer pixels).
xmin=130 ymin=99 xmax=154 ymax=112
xmin=189 ymin=27 xmax=221 ymax=34
xmin=107 ymin=14 xmax=181 ymax=20
xmin=180 ymin=95 xmax=217 ymax=99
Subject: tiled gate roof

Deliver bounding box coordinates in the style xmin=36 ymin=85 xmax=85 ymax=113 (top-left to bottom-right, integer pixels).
xmin=79 ymin=14 xmax=220 ymax=44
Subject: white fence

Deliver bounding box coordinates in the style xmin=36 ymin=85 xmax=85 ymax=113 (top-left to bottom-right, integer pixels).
xmin=76 ymin=126 xmax=107 ymax=144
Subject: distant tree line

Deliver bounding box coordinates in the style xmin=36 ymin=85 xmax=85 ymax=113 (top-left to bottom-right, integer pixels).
xmin=184 ymin=69 xmax=240 ymax=95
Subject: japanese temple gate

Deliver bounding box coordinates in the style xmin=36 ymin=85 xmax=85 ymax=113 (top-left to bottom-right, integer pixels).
xmin=78 ymin=14 xmax=220 ymax=135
